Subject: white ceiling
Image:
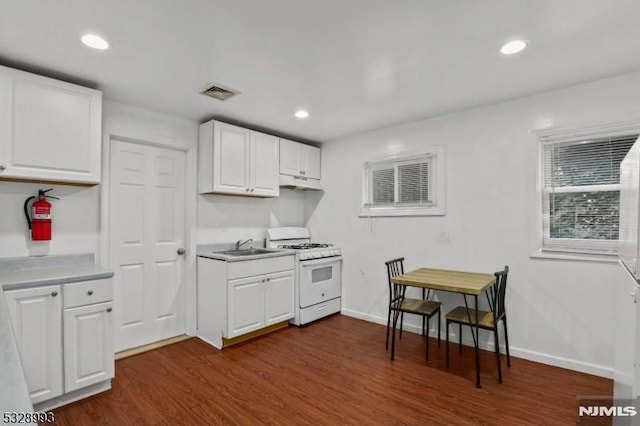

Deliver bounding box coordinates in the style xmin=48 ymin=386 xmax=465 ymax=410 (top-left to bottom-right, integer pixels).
xmin=2 ymin=0 xmax=640 ymax=142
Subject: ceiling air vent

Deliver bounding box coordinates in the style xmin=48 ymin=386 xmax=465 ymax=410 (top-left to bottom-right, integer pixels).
xmin=199 ymin=83 xmax=240 ymax=101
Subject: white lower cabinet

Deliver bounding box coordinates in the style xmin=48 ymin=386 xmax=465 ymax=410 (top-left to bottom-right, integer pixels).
xmin=197 ymin=254 xmax=295 ymax=349
xmin=228 ymin=276 xmax=266 ymax=338
xmin=63 ymin=301 xmax=114 ymax=393
xmin=4 ymin=278 xmax=114 ymax=407
xmin=4 ymin=285 xmax=63 ymax=405
xmin=227 ymin=270 xmax=294 ymax=338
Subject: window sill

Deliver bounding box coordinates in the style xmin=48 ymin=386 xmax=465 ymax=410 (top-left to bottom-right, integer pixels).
xmin=530 ymin=250 xmax=618 ymax=263
xmin=359 ymin=207 xmax=445 ymax=217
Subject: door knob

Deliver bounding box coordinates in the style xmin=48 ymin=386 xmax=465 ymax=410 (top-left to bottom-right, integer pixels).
xmin=177 ymin=248 xmax=186 ymax=256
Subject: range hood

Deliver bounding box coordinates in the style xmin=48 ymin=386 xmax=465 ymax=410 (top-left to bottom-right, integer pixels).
xmin=279 ymin=174 xmax=323 ymax=191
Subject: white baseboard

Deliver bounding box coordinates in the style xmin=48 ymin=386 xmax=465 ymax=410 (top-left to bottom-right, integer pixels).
xmin=340 ymin=308 xmax=613 ymax=379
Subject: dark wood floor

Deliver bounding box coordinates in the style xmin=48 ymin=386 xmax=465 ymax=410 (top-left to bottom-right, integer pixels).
xmin=53 ymin=315 xmax=611 ymax=425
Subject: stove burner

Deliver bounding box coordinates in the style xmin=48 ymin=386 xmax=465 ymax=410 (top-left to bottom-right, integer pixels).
xmin=278 ymin=243 xmax=333 ymax=250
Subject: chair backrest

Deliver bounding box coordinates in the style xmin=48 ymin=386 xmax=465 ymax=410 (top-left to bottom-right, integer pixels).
xmin=385 ymin=257 xmax=405 ymax=304
xmin=492 ymin=265 xmax=509 ymax=321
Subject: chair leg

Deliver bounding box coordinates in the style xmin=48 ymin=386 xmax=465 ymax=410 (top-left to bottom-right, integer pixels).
xmin=503 ymin=316 xmax=511 ymax=368
xmin=493 ymin=326 xmax=502 ymax=384
xmin=445 ymin=320 xmax=450 ymax=368
xmin=458 ymin=323 xmax=463 ymax=354
xmin=400 ymin=312 xmax=404 ymax=339
xmin=391 ymin=311 xmax=399 ymax=361
xmin=385 ymin=307 xmax=391 ymax=350
xmin=422 ymin=316 xmax=426 ymax=337
xmin=425 ymin=317 xmax=430 ymax=361
xmin=437 ymin=310 xmax=441 ymax=347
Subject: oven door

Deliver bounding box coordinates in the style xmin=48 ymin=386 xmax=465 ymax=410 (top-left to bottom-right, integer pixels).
xmin=299 ymin=256 xmax=342 ymax=308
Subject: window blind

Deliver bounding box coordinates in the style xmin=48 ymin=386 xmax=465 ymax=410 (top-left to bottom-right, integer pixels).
xmin=540 ymin=134 xmax=637 ymax=253
xmin=365 ymin=156 xmax=432 ymax=208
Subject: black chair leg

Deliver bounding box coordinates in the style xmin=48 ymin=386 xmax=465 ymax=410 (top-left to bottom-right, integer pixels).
xmin=503 ymin=316 xmax=511 ymax=368
xmin=391 ymin=311 xmax=399 ymax=361
xmin=400 ymin=312 xmax=404 ymax=339
xmin=425 ymin=317 xmax=430 ymax=360
xmin=385 ymin=307 xmax=391 ymax=349
xmin=422 ymin=316 xmax=426 ymax=337
xmin=445 ymin=320 xmax=450 ymax=368
xmin=493 ymin=326 xmax=502 ymax=383
xmin=458 ymin=323 xmax=463 ymax=354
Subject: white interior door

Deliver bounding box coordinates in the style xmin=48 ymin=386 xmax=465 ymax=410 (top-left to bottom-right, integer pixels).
xmin=109 ymin=140 xmax=186 ymax=352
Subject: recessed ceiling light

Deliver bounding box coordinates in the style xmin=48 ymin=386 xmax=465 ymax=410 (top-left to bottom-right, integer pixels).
xmin=500 ymin=40 xmax=527 ymax=55
xmin=81 ymin=34 xmax=109 ymax=50
xmin=294 ymin=110 xmax=309 ymax=119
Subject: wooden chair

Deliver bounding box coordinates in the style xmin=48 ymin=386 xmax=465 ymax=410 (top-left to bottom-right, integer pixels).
xmin=386 ymin=257 xmax=441 ymax=361
xmin=445 ymin=266 xmax=510 ymax=383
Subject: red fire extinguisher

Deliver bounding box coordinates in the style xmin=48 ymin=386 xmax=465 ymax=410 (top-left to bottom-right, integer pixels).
xmin=24 ymin=189 xmax=59 ymax=241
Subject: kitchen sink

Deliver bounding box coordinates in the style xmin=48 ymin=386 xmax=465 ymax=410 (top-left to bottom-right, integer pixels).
xmin=216 ymin=248 xmax=277 ymax=256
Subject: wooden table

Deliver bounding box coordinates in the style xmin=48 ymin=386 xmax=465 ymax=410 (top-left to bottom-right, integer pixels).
xmin=391 ymin=267 xmax=496 ymax=388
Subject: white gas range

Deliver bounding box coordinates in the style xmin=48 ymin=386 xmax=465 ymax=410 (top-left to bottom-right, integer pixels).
xmin=266 ymin=227 xmax=342 ymax=325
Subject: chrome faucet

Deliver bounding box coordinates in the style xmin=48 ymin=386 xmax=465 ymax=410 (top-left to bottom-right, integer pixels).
xmin=235 ymin=238 xmax=253 ymax=250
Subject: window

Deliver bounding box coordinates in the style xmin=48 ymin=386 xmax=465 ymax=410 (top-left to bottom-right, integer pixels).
xmin=538 ymin=125 xmax=638 ymax=255
xmin=361 ymin=148 xmax=445 ymax=217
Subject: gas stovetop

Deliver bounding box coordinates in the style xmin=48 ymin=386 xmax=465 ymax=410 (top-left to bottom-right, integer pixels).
xmin=277 ymin=243 xmax=334 ymax=250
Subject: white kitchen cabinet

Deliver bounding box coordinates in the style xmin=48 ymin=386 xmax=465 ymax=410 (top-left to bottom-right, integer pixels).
xmin=227 ymin=275 xmax=266 ymax=338
xmin=279 ymin=138 xmax=321 ymax=180
xmin=198 ymin=120 xmax=279 ymax=197
xmin=264 ymin=270 xmax=295 ymax=325
xmin=4 ymin=285 xmax=63 ymax=405
xmin=197 ymin=254 xmax=295 ymax=349
xmin=227 ymin=270 xmax=294 ymax=337
xmin=63 ymin=301 xmax=114 ymax=393
xmin=0 ymin=65 xmax=102 ymax=184
xmin=4 ymin=278 xmax=114 ymax=408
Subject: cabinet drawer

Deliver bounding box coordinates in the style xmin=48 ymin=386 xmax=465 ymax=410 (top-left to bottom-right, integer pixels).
xmin=227 ymin=255 xmax=295 ymax=280
xmin=64 ymin=278 xmax=113 ymax=308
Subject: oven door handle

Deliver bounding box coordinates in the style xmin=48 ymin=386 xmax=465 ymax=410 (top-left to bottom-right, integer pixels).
xmin=299 ymin=256 xmax=343 ymax=267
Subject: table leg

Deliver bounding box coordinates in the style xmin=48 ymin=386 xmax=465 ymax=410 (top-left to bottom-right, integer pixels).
xmin=474 ymin=294 xmax=481 ymax=388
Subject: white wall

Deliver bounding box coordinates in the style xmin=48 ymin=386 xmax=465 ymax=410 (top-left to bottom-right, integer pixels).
xmin=0 ymin=182 xmax=99 ymax=258
xmin=305 ymin=70 xmax=640 ymax=378
xmin=198 ymin=189 xmax=306 ymax=247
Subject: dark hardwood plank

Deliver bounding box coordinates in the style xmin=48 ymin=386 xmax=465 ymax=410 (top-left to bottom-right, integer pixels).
xmin=53 ymin=315 xmax=612 ymax=425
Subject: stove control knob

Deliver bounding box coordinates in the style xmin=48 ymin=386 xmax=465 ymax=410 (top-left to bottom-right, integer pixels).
xmin=312 ymin=252 xmax=321 ymax=258
xmin=300 ymin=253 xmax=309 ymax=260
xmin=321 ymin=251 xmax=329 ymax=257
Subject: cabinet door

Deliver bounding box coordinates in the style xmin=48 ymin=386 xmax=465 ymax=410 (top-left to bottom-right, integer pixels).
xmin=214 ymin=122 xmax=250 ymax=194
xmin=250 ymin=131 xmax=279 ymax=197
xmin=0 ymin=65 xmax=102 ymax=184
xmin=303 ymin=145 xmax=321 ymax=180
xmin=64 ymin=302 xmax=114 ymax=392
xmin=4 ymin=285 xmax=63 ymax=404
xmin=227 ymin=276 xmax=266 ymax=338
xmin=279 ymin=138 xmax=303 ymax=177
xmin=265 ymin=270 xmax=295 ymax=325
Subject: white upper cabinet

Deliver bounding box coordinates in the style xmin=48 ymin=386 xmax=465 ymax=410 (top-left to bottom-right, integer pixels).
xmin=0 ymin=65 xmax=102 ymax=184
xmin=199 ymin=120 xmax=279 ymax=197
xmin=279 ymin=138 xmax=321 ymax=180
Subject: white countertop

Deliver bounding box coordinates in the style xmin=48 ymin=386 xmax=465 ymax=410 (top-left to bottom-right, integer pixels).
xmin=0 ymin=292 xmax=33 ymax=419
xmin=0 ymin=263 xmax=114 ymax=290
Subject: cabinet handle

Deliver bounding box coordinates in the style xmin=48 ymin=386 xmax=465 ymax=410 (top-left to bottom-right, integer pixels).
xmin=250 ymin=188 xmax=254 ymax=192
xmin=0 ymin=165 xmax=5 ymax=171
xmin=87 ymin=290 xmax=94 ymax=295
xmin=266 ymin=278 xmax=270 ymax=282
xmin=51 ymin=291 xmax=58 ymax=297
xmin=245 ymin=188 xmax=250 ymax=192
xmin=106 ymin=307 xmax=112 ymax=313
